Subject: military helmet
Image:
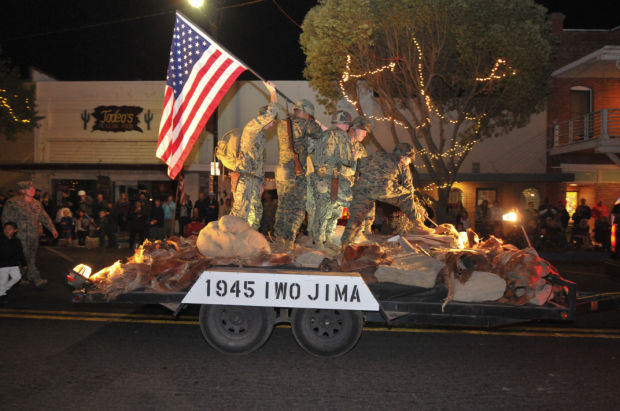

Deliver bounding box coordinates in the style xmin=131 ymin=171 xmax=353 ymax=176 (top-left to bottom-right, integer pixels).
xmin=331 ymin=110 xmax=352 ymax=125
xmin=17 ymin=181 xmax=34 ymax=190
xmin=350 ymin=116 xmax=371 ymax=132
xmin=257 ymin=104 xmax=278 ymax=125
xmin=393 ymin=142 xmax=414 ymax=157
xmin=293 ymin=99 xmax=315 ymax=117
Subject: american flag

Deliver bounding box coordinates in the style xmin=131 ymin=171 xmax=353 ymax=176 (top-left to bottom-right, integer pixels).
xmin=157 ymin=12 xmax=247 ymax=179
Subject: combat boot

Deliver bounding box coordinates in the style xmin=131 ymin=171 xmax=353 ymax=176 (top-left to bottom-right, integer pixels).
xmin=34 ymin=278 xmax=48 ymax=287
xmin=271 ymin=236 xmax=287 ymax=253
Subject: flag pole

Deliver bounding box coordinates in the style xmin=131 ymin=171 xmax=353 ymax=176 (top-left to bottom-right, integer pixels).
xmin=171 ymin=174 xmax=182 ymax=237
xmin=175 ymin=10 xmax=295 ymax=106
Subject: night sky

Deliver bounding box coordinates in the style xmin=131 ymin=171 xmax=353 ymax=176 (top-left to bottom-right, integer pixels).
xmin=0 ymin=0 xmax=617 ymax=82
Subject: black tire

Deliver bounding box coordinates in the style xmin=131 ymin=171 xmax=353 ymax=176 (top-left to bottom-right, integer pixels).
xmin=199 ymin=305 xmax=275 ymax=355
xmin=291 ymin=309 xmax=363 ymax=357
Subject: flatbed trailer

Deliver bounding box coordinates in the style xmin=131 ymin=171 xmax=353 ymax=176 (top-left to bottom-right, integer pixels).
xmin=69 ymin=265 xmax=616 ymax=357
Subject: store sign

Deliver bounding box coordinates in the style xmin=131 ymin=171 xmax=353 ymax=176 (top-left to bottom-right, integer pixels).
xmin=91 ymin=105 xmax=143 ymax=132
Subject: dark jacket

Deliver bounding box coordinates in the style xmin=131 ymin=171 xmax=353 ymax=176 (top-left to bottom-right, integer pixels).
xmin=150 ymin=206 xmax=165 ymax=227
xmin=0 ymin=233 xmax=27 ymax=268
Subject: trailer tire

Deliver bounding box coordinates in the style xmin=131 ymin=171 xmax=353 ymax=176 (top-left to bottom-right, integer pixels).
xmin=291 ymin=309 xmax=363 ymax=357
xmin=199 ymin=305 xmax=275 ymax=355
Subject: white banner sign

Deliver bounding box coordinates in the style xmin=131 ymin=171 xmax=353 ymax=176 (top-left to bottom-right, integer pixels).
xmin=182 ymin=269 xmax=379 ymax=311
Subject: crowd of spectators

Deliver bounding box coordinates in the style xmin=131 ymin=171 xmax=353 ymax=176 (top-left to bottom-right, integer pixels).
xmin=447 ymin=197 xmax=614 ymax=252
xmin=1 ymin=185 xmax=615 ymax=254
xmin=0 ymin=187 xmax=224 ymax=250
xmin=501 ymin=198 xmax=613 ymax=252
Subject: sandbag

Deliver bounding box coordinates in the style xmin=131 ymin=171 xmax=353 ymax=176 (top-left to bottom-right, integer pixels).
xmin=196 ymin=215 xmax=271 ymax=258
xmin=375 ymin=254 xmax=445 ymax=288
xmin=295 ymin=250 xmax=331 ymax=268
xmin=452 ymin=271 xmax=506 ymax=302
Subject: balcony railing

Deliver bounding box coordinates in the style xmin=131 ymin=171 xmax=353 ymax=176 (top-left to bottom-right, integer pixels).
xmin=552 ymin=108 xmax=620 ymax=148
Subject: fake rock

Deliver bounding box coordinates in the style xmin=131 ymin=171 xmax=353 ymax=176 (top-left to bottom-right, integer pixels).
xmin=296 ymin=250 xmax=331 ymax=268
xmin=197 ymin=215 xmax=271 ymax=258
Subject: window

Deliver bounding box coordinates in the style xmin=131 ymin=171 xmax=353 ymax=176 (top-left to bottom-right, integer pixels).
xmin=447 ymin=188 xmax=465 ymax=222
xmin=520 ymin=188 xmax=540 ymax=210
xmin=448 ymin=188 xmax=464 ymax=206
xmin=476 ymin=188 xmax=496 ymax=206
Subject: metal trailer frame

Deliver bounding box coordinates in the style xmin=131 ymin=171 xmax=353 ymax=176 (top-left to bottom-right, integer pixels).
xmin=69 ymin=264 xmax=620 ymax=356
xmin=71 ymin=267 xmax=577 ymax=323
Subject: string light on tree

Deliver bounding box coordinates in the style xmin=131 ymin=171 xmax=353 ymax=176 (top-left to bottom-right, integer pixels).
xmin=338 ymin=32 xmax=513 ymax=170
xmin=339 ymin=55 xmax=396 ymax=111
xmin=0 ymin=89 xmax=31 ymax=124
xmin=421 ymin=181 xmax=455 ymax=191
xmin=476 ymin=59 xmax=516 ymax=82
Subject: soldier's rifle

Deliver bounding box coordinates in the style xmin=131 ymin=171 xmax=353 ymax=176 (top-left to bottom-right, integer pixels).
xmin=285 ymin=101 xmax=304 ymax=176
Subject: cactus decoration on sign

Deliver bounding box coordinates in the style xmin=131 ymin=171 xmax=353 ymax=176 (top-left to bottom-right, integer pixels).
xmin=81 ymin=109 xmax=90 ymax=130
xmin=144 ymin=109 xmax=153 ymax=130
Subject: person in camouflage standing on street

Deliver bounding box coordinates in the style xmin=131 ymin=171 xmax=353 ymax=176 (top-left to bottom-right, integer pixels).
xmin=324 ymin=116 xmax=375 ymax=242
xmin=272 ymin=99 xmax=323 ymax=249
xmin=230 ymin=81 xmax=278 ymax=230
xmin=308 ymin=110 xmax=354 ymax=248
xmin=340 ymin=143 xmax=427 ymax=247
xmin=1 ymin=181 xmax=58 ymax=287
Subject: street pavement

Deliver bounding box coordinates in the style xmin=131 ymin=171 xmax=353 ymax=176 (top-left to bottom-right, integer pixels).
xmin=1 ymin=245 xmax=619 ymax=409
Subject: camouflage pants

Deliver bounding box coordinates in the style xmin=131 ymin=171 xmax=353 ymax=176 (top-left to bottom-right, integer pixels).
xmin=325 ymin=179 xmax=375 ymax=242
xmin=309 ymin=175 xmax=338 ymax=244
xmin=274 ymin=176 xmax=306 ymax=241
xmin=341 ymin=189 xmax=418 ymax=246
xmin=230 ymin=174 xmax=263 ymax=230
xmin=306 ymin=174 xmax=317 ymax=240
xmin=360 ymin=203 xmax=375 ymax=234
xmin=324 ymin=176 xmax=350 ymax=240
xmin=18 ymin=232 xmax=42 ymax=282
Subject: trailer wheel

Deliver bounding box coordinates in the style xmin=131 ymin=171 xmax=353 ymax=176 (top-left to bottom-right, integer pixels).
xmin=291 ymin=309 xmax=363 ymax=357
xmin=199 ymin=305 xmax=275 ymax=355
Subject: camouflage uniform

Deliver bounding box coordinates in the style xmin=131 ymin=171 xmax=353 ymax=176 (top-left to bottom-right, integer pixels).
xmin=309 ymin=122 xmax=354 ymax=244
xmin=273 ymin=115 xmax=322 ymax=242
xmin=326 ymin=116 xmax=375 ymax=239
xmin=2 ymin=195 xmax=56 ymax=284
xmin=351 ymin=140 xmax=375 ymax=233
xmin=341 ymin=149 xmax=423 ymax=246
xmin=230 ymin=103 xmax=277 ymax=230
xmin=324 ymin=139 xmax=357 ymax=240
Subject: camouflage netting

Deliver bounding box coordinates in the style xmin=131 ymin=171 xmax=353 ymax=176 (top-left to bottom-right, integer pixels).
xmin=89 ymin=237 xmax=210 ymax=300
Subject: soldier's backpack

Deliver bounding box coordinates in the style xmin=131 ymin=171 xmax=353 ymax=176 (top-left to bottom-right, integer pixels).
xmin=215 ymin=128 xmax=242 ymax=171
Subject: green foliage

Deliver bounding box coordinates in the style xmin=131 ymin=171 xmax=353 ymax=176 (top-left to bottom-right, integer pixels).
xmin=301 ymin=0 xmax=552 ymax=134
xmin=0 ymin=51 xmax=42 ymax=140
xmin=300 ymin=0 xmax=554 ymax=219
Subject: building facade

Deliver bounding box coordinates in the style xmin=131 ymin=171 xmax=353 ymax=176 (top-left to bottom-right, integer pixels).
xmin=547 ymin=13 xmax=620 ymax=219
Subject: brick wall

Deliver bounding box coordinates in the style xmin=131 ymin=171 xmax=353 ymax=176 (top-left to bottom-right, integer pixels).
xmin=548 ymin=14 xmax=620 ymax=126
xmin=595 ymin=183 xmax=620 ymax=214
xmin=551 ymin=13 xmax=620 ymax=70
xmin=548 ymin=78 xmax=620 ymax=125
